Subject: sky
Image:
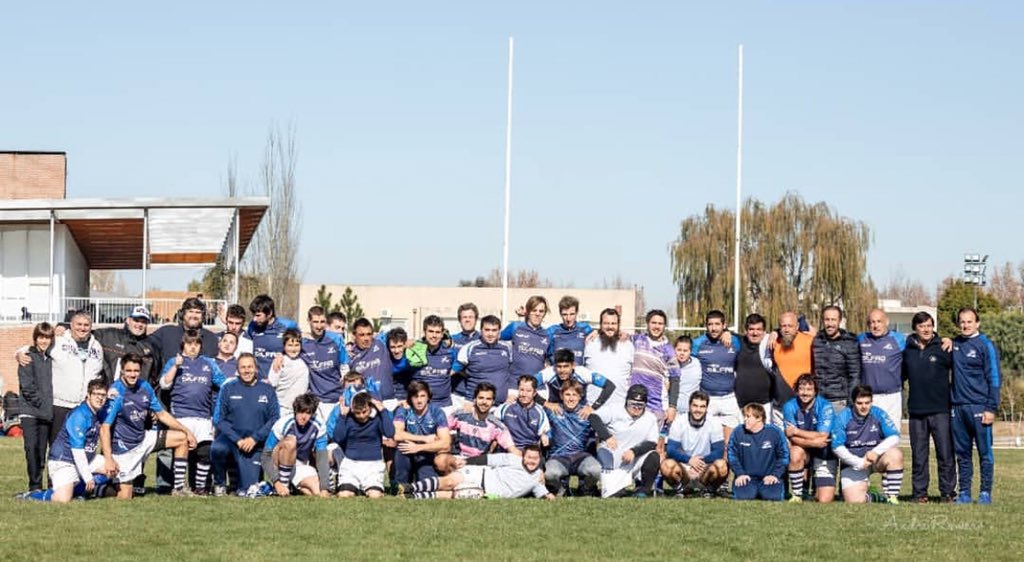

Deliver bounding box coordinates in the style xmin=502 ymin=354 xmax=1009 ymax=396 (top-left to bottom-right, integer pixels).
xmin=2 ymin=1 xmax=1021 ymax=314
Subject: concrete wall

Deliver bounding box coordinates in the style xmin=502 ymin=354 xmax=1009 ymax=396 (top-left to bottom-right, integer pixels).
xmin=297 ymin=284 xmax=636 ymax=338
xmin=0 ymin=152 xmax=66 ymax=200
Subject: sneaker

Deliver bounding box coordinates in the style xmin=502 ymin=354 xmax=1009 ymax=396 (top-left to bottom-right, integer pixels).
xmin=133 ymin=486 xmax=147 ymax=497
xmin=886 ymin=496 xmax=900 ymax=505
xmin=193 ymin=488 xmax=209 ymax=497
xmin=956 ymin=492 xmax=973 ymax=504
xmin=212 ymin=485 xmax=228 ymax=497
xmin=171 ymin=487 xmax=195 ymax=497
xmin=977 ymin=491 xmax=992 ymax=505
xmin=788 ymin=495 xmax=803 ymax=503
xmin=700 ymin=489 xmax=715 ymax=500
xmin=716 ymin=484 xmax=731 ymax=498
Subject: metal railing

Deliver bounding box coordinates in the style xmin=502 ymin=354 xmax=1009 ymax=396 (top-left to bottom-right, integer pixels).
xmin=1 ymin=297 xmax=228 ymax=327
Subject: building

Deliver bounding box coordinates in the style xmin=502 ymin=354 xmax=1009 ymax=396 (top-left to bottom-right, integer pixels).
xmin=0 ymin=150 xmax=268 ymax=393
xmin=878 ymin=299 xmax=938 ymax=334
xmin=297 ymin=284 xmax=637 ymax=339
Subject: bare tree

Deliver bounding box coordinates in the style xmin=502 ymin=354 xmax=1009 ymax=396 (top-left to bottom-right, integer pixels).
xmin=989 ymin=261 xmax=1023 ymax=311
xmin=879 ymin=267 xmax=934 ymax=306
xmin=241 ymin=124 xmax=302 ymax=318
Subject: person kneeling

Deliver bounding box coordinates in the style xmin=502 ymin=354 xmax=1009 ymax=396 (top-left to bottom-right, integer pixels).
xmin=728 ymin=403 xmax=789 ymax=501
xmin=830 ymin=385 xmax=904 ymax=504
xmin=262 ymin=393 xmax=331 ymax=497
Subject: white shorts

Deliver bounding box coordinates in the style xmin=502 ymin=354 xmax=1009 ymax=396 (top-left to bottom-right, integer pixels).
xmin=840 ymin=464 xmax=877 ymax=489
xmin=873 ymin=392 xmax=902 ymax=426
xmin=112 ymin=431 xmax=160 ymax=482
xmin=48 ymin=456 xmax=107 ymax=489
xmin=456 ymin=465 xmax=486 ymax=490
xmin=708 ymin=394 xmax=742 ymax=429
xmin=337 ymin=458 xmax=385 ymax=492
xmin=291 ymin=460 xmax=318 ymax=486
xmin=812 ymin=456 xmax=838 ymax=486
xmin=179 ymin=417 xmax=214 ymax=443
xmin=599 ymin=450 xmax=656 ymax=498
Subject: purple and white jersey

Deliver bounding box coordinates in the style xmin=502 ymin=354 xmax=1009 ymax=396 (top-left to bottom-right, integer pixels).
xmin=629 ymin=333 xmax=680 ymax=413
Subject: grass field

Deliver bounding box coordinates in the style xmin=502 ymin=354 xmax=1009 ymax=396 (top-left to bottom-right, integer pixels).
xmin=0 ymin=438 xmax=1021 ymax=561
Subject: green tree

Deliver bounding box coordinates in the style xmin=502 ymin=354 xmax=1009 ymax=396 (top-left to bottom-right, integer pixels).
xmin=338 ymin=287 xmax=365 ymax=333
xmin=935 ymin=278 xmax=1000 ymax=338
xmin=669 ymin=192 xmax=876 ymax=328
xmin=313 ymin=284 xmax=343 ymax=314
xmin=982 ymin=312 xmax=1024 ymax=421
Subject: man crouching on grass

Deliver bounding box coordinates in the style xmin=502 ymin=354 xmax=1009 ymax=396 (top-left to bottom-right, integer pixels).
xmin=262 ymin=393 xmax=331 ymax=497
xmin=401 ymin=445 xmax=554 ymax=500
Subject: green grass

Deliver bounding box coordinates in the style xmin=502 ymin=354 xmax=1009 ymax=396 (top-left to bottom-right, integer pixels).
xmin=0 ymin=438 xmax=1021 ymax=561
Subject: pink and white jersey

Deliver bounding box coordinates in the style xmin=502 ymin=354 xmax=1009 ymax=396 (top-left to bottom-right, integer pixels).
xmin=448 ymin=411 xmax=516 ymax=458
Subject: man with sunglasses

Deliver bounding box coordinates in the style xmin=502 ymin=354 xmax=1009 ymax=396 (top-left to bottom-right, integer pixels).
xmin=591 ymin=384 xmax=661 ymax=498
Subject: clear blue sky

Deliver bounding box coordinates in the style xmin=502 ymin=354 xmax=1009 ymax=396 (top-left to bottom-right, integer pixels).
xmin=3 ymin=1 xmax=1021 ymax=314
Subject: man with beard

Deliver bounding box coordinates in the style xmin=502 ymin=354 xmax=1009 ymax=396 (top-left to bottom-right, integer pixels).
xmin=660 ymin=391 xmax=729 ymax=497
xmin=771 ymin=312 xmax=815 ymax=389
xmin=402 ymin=445 xmax=554 ymax=500
xmin=811 ymin=305 xmax=861 ymax=413
xmin=693 ymin=310 xmax=742 ymax=443
xmin=583 ymin=308 xmax=634 ymax=410
xmin=628 ymin=309 xmax=681 ymax=426
xmin=246 ymin=294 xmax=298 ymax=380
xmin=592 ymin=384 xmax=661 ymax=498
xmin=781 ymin=374 xmax=837 ymax=502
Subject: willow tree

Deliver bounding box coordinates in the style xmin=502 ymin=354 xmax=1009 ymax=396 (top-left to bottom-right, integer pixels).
xmin=670 ymin=192 xmax=876 ymax=329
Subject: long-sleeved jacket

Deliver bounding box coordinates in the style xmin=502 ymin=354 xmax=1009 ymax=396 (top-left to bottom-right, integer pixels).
xmin=214 ymin=378 xmax=279 ymax=444
xmin=50 ymin=333 xmax=105 ymax=409
xmin=18 ymin=346 xmax=54 ymax=420
xmin=92 ymin=325 xmax=161 ymax=385
xmin=952 ymin=333 xmax=1001 ymax=412
xmin=902 ymin=334 xmax=952 ymax=416
xmin=811 ymin=330 xmax=861 ymax=402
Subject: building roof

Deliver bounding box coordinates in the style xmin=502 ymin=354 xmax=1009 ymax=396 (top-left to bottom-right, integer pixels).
xmin=0 ymin=197 xmax=268 ymax=269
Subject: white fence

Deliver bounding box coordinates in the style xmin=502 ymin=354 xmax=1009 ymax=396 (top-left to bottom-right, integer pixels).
xmin=2 ymin=297 xmax=227 ymax=326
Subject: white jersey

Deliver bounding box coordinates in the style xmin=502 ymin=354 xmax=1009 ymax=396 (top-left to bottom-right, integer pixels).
xmin=596 ymin=407 xmax=659 ymax=469
xmin=268 ymin=355 xmax=310 ymax=415
xmin=676 ymin=359 xmax=702 ymax=412
xmin=666 ymin=416 xmax=723 ymax=459
xmin=584 ymin=338 xmax=634 ymax=409
xmin=482 ymin=454 xmax=549 ymax=498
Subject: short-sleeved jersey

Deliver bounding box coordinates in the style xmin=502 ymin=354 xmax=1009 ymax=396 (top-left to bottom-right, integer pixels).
xmin=394 ymin=404 xmax=448 ymax=437
xmin=348 ymin=340 xmax=396 ymax=400
xmin=597 ymin=408 xmax=660 ymax=458
xmin=500 ymin=321 xmax=549 ymax=376
xmin=246 ymin=317 xmax=299 ymax=379
xmin=495 ymin=401 xmax=551 ymax=449
xmin=629 ymin=333 xmax=680 ymax=412
xmin=782 ymin=396 xmax=835 ymax=434
xmin=49 ymin=402 xmax=105 ymax=464
xmin=692 ymin=334 xmax=741 ymax=396
xmin=547 ymin=405 xmax=594 ymax=458
xmin=534 ymin=365 xmax=608 ymax=406
xmin=409 ymin=342 xmax=454 ymax=407
xmin=676 ymin=359 xmax=702 ymax=411
xmin=104 ymin=379 xmax=164 ymax=454
xmin=546 ymin=322 xmax=593 ymax=365
xmin=301 ymin=332 xmax=349 ymax=403
xmin=265 ymin=415 xmax=328 ymax=463
xmin=857 ymin=331 xmax=906 ymax=394
xmin=830 ymin=405 xmax=899 ymax=458
xmin=447 ymin=411 xmax=515 ymax=458
xmin=215 ymin=356 xmax=238 ymax=380
xmin=163 ymin=355 xmax=226 ymax=419
xmin=453 ymin=340 xmax=513 ymax=400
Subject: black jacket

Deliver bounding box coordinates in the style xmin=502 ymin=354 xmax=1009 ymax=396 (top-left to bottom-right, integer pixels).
xmin=811 ymin=329 xmax=861 ymax=402
xmin=902 ymin=334 xmax=952 ymax=416
xmin=17 ymin=346 xmax=54 ymax=421
xmin=93 ymin=325 xmax=161 ymax=385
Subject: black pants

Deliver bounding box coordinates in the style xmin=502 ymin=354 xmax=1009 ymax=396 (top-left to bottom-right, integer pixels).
xmin=48 ymin=406 xmax=72 ymax=445
xmin=909 ymin=412 xmax=956 ymax=499
xmin=21 ymin=417 xmax=51 ymax=490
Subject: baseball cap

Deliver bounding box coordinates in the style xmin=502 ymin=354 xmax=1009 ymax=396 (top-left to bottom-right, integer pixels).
xmin=129 ymin=306 xmax=152 ymax=322
xmin=626 ymin=384 xmax=648 ymax=404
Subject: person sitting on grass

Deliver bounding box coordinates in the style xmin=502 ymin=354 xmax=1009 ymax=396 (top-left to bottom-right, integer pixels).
xmin=332 ymin=392 xmax=395 ymax=498
xmin=592 ymin=384 xmax=661 ymax=498
xmin=402 ymin=444 xmax=554 ymax=500
xmin=392 ymin=381 xmax=451 ymax=489
xmin=101 ymin=353 xmax=197 ymax=499
xmin=436 ymin=382 xmax=518 ymax=476
xmin=495 ymin=375 xmax=551 ymax=450
xmin=727 ymin=403 xmax=789 ymax=501
xmin=830 ymin=384 xmax=904 ymax=504
xmin=18 ymin=379 xmax=112 ymax=503
xmin=544 ymin=379 xmax=602 ymax=497
xmin=660 ymin=390 xmax=729 ymax=498
xmin=262 ymin=393 xmax=331 ymax=497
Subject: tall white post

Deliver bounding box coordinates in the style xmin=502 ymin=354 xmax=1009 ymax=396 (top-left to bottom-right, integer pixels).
xmin=48 ymin=211 xmax=55 ymax=321
xmin=501 ymin=36 xmax=514 ymax=323
xmin=142 ymin=209 xmax=149 ymax=304
xmin=234 ymin=207 xmax=241 ymax=304
xmin=732 ymin=45 xmax=744 ymax=331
